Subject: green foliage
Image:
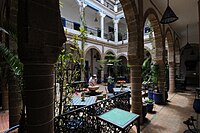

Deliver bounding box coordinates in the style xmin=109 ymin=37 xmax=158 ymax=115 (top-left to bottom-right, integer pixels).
xmin=0 ymin=44 xmax=23 ymax=77
xmin=142 ymin=57 xmax=159 ymax=87
xmin=107 ymin=76 xmax=114 ymax=84
xmin=142 ymin=57 xmax=152 ymax=84
xmin=145 ymin=99 xmax=154 ymax=103
xmin=150 ymin=64 xmax=159 ymax=85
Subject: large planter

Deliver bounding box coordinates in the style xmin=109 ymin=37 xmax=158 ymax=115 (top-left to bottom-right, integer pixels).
xmin=107 ymin=83 xmax=114 ymax=93
xmin=146 ymin=103 xmax=154 ymax=112
xmin=142 ymin=104 xmax=147 ymax=123
xmin=148 ymin=89 xmax=153 ymax=99
xmin=193 ymin=99 xmax=200 ymax=113
xmin=153 ymin=92 xmax=163 ymax=104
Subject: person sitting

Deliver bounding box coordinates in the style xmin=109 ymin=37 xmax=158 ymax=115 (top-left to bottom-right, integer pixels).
xmin=88 ymin=74 xmax=99 ymax=92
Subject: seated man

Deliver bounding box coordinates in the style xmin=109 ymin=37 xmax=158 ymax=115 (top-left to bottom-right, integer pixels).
xmin=88 ymin=74 xmax=99 ymax=92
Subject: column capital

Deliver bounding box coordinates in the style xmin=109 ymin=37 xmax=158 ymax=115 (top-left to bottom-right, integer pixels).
xmin=99 ymin=12 xmax=106 ymax=18
xmin=100 ymin=0 xmax=104 ymax=4
xmin=83 ymin=3 xmax=87 ymax=8
xmin=77 ymin=1 xmax=87 ymax=8
xmin=113 ymin=18 xmax=120 ymax=24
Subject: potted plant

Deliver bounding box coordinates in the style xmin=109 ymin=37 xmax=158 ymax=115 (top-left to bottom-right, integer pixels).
xmin=107 ymin=76 xmax=115 ymax=93
xmin=142 ymin=57 xmax=153 ymax=99
xmin=150 ymin=64 xmax=163 ymax=104
xmin=144 ymin=99 xmax=154 ymax=113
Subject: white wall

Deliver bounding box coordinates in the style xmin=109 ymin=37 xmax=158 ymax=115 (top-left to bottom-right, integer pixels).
xmin=60 ymin=0 xmax=80 ymax=24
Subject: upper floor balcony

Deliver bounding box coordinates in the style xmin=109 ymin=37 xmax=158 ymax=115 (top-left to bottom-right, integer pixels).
xmin=62 ymin=17 xmax=128 ymax=45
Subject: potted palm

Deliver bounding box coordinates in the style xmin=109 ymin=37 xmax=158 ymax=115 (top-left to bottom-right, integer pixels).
xmin=107 ymin=76 xmax=114 ymax=93
xmin=150 ymin=64 xmax=163 ymax=104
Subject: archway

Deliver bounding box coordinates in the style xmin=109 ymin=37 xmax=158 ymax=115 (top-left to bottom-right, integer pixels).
xmin=143 ymin=8 xmax=165 ymax=101
xmin=165 ymin=28 xmax=175 ymax=92
xmin=117 ymin=55 xmax=129 ymax=82
xmin=85 ymin=47 xmax=102 ymax=82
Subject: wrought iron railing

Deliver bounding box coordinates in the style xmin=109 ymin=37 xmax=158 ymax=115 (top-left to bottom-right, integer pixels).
xmin=54 ymin=92 xmax=131 ymax=132
xmin=62 ymin=18 xmax=101 ymax=38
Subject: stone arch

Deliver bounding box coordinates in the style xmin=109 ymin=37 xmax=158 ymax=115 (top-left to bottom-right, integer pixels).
xmin=165 ymin=28 xmax=175 ymax=92
xmin=143 ymin=8 xmax=167 ymax=102
xmin=143 ymin=8 xmax=163 ymax=62
xmin=116 ymin=54 xmax=128 ymax=60
xmin=165 ymin=28 xmax=174 ymax=63
xmin=105 ymin=49 xmax=116 ymax=57
xmin=84 ymin=46 xmax=102 ymax=60
xmin=118 ymin=0 xmax=143 ymax=118
xmin=174 ymin=37 xmax=181 ymax=77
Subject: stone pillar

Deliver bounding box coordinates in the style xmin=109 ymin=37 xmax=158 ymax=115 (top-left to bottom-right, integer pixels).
xmin=99 ymin=12 xmax=106 ymax=39
xmin=1 ymin=79 xmax=8 ymax=110
xmin=113 ymin=19 xmax=120 ymax=42
xmin=18 ymin=0 xmax=65 ymax=132
xmin=101 ymin=45 xmax=105 ymax=82
xmin=169 ymin=62 xmax=175 ymax=93
xmin=156 ymin=60 xmax=166 ymax=102
xmin=8 ymin=73 xmax=22 ymax=127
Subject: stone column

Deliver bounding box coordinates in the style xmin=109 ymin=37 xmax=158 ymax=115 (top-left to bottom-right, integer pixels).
xmin=169 ymin=62 xmax=175 ymax=93
xmin=156 ymin=59 xmax=166 ymax=102
xmin=113 ymin=19 xmax=120 ymax=42
xmin=8 ymin=72 xmax=22 ymax=127
xmin=18 ymin=0 xmax=65 ymax=132
xmin=101 ymin=45 xmax=105 ymax=82
xmin=129 ymin=63 xmax=142 ymax=114
xmin=99 ymin=12 xmax=106 ymax=39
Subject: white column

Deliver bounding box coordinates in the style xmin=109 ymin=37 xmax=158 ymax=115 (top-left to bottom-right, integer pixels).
xmin=113 ymin=19 xmax=120 ymax=42
xmin=127 ymin=29 xmax=129 ymax=40
xmin=99 ymin=12 xmax=106 ymax=39
xmin=114 ymin=5 xmax=118 ymax=12
xmin=101 ymin=0 xmax=104 ymax=4
xmin=79 ymin=2 xmax=87 ymax=28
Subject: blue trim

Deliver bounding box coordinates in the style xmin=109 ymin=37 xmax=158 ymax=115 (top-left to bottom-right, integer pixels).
xmin=4 ymin=125 xmax=20 ymax=133
xmin=87 ymin=5 xmax=98 ymax=12
xmin=61 ymin=17 xmax=66 ymax=27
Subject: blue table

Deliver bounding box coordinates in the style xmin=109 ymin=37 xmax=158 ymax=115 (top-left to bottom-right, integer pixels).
xmin=72 ymin=96 xmax=96 ymax=106
xmin=113 ymin=87 xmax=131 ymax=94
xmin=97 ymin=108 xmax=140 ymax=133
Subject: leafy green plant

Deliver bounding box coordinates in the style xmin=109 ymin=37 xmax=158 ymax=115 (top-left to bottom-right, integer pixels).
xmin=98 ymin=53 xmax=120 ymax=79
xmin=55 ymin=42 xmax=81 ymax=115
xmin=145 ymin=99 xmax=154 ymax=103
xmin=142 ymin=57 xmax=152 ymax=85
xmin=150 ymin=64 xmax=159 ymax=86
xmin=107 ymin=76 xmax=114 ymax=84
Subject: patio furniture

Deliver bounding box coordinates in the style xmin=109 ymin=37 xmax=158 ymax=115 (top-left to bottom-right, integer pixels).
xmin=71 ymin=96 xmax=96 ymax=107
xmin=113 ymin=87 xmax=131 ymax=95
xmin=55 ymin=92 xmax=131 ymax=132
xmin=88 ymin=85 xmax=99 ymax=94
xmin=97 ymin=108 xmax=140 ymax=133
xmin=71 ymin=81 xmax=87 ymax=92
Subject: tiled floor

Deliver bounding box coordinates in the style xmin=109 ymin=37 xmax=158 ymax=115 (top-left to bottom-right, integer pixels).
xmin=0 ymin=110 xmax=9 ymax=133
xmin=0 ymin=85 xmax=199 ymax=133
xmin=131 ymin=86 xmax=200 ymax=133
